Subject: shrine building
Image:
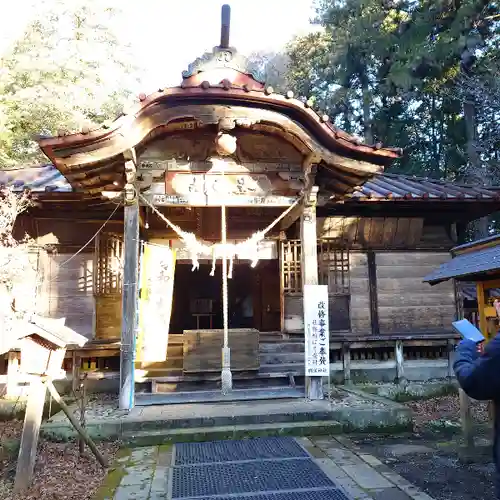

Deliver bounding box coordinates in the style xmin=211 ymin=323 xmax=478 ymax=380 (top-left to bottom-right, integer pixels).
xmin=1 ymin=6 xmax=499 ymax=407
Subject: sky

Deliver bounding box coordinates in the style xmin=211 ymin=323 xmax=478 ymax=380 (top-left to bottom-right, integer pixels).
xmin=1 ymin=0 xmax=317 ymax=91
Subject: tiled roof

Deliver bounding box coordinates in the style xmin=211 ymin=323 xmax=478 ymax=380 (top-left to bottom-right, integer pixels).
xmin=0 ymin=165 xmax=72 ymax=192
xmin=424 ymin=241 xmax=500 ymax=284
xmin=2 ymin=165 xmax=500 ymax=202
xmin=348 ymin=173 xmax=500 ymax=201
xmin=459 ymin=284 xmax=500 ymax=301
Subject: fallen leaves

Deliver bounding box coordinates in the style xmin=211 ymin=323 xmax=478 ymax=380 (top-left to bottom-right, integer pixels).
xmin=406 ymin=394 xmax=489 ymax=430
xmin=0 ymin=419 xmax=118 ymax=500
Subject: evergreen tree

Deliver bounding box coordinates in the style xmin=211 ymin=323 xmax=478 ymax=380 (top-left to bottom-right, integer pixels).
xmin=286 ymin=0 xmax=499 ymax=182
xmin=0 ymin=0 xmax=140 ymax=168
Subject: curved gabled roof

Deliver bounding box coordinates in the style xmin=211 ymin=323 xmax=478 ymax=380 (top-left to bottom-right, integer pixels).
xmin=38 ymin=85 xmax=400 ymax=163
xmin=37 ymin=5 xmax=401 ymax=195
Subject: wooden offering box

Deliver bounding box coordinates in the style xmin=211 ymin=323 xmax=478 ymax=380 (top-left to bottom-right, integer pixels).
xmin=183 ymin=329 xmax=260 ymax=373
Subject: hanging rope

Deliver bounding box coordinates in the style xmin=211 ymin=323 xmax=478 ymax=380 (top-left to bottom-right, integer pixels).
xmin=220 ymin=172 xmax=232 ymax=393
xmin=139 ymin=193 xmax=303 ymax=275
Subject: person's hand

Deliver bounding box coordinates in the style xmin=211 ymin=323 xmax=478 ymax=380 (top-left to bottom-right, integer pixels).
xmin=477 ymin=341 xmax=485 ymax=354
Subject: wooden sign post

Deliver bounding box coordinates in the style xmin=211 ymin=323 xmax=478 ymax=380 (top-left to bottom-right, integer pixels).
xmin=12 ymin=316 xmax=92 ymax=494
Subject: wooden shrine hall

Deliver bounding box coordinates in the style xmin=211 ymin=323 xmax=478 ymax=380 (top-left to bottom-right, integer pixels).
xmin=2 ymin=5 xmax=500 ymax=407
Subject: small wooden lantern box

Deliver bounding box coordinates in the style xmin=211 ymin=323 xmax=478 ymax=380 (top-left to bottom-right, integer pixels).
xmin=17 ymin=316 xmax=88 ymax=377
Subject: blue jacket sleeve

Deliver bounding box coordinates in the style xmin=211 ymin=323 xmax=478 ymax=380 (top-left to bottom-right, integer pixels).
xmin=453 ymin=334 xmax=500 ymax=401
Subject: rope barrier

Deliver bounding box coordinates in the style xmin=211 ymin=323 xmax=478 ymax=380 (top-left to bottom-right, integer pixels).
xmin=138 ymin=193 xmax=303 ymax=275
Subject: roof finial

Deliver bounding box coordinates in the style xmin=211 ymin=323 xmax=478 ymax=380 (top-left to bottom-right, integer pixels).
xmin=220 ymin=4 xmax=231 ymax=48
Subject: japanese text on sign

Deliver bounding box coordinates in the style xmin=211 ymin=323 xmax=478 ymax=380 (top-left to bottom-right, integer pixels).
xmin=304 ymin=285 xmax=330 ymax=376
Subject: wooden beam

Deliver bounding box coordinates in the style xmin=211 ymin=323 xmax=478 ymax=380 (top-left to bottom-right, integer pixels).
xmin=301 ymin=185 xmax=323 ymax=400
xmin=280 ymin=155 xmax=317 ymax=230
xmin=14 ymin=378 xmax=47 ymax=493
xmin=367 ymin=251 xmax=380 ymax=335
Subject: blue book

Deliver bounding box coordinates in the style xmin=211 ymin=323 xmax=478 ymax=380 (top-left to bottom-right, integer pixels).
xmin=452 ymin=319 xmax=485 ymax=343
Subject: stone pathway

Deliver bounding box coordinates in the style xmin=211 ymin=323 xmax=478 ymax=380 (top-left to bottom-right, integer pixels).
xmin=94 ymin=436 xmax=436 ymax=500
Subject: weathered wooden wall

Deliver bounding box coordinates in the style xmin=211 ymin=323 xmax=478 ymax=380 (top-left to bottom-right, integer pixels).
xmin=283 ymin=251 xmax=371 ymax=334
xmin=349 ymin=252 xmax=371 ymax=334
xmin=376 ymin=252 xmax=456 ymax=333
xmin=316 ymin=217 xmax=455 ymax=250
xmin=37 ymin=251 xmax=95 ymax=339
xmin=15 ymin=217 xmax=102 ymax=340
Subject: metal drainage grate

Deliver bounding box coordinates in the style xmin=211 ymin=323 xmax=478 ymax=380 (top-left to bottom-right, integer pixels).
xmin=175 ymin=437 xmax=309 ymax=465
xmin=172 ymin=458 xmax=336 ymax=498
xmin=187 ymin=490 xmax=352 ymax=500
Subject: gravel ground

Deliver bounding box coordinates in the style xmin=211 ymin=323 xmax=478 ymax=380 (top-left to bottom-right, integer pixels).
xmin=350 ymin=393 xmax=496 ymax=500
xmin=0 ymin=392 xmax=495 ymax=500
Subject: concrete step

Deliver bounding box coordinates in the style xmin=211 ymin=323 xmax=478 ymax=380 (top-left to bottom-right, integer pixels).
xmin=136 ymin=386 xmax=305 ymax=405
xmin=122 ymin=420 xmax=343 ymax=446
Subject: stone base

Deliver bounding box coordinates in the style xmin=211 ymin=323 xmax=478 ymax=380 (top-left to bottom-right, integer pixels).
xmin=41 ymin=389 xmax=413 ymax=443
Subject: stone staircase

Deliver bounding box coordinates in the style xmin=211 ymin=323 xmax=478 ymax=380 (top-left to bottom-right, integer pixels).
xmin=134 ymin=332 xmax=307 ymax=405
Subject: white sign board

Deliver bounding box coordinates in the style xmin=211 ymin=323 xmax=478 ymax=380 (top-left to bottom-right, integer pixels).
xmin=304 ymin=285 xmax=330 ymax=376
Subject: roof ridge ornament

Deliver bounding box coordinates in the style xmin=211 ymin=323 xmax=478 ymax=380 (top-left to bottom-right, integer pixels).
xmin=181 ymin=4 xmax=266 ymax=84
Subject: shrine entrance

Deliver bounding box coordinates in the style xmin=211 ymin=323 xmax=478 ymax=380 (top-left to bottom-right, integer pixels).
xmin=170 ymin=259 xmax=281 ymax=333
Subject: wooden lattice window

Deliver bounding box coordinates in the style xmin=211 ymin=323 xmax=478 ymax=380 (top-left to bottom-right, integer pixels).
xmin=318 ymin=240 xmax=350 ymax=331
xmin=281 ymin=240 xmax=302 ymax=295
xmin=94 ymin=233 xmax=123 ymax=295
xmin=318 ymin=241 xmax=350 ymax=295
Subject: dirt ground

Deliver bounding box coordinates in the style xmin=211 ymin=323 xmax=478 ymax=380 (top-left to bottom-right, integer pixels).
xmin=0 ymin=393 xmax=496 ymax=500
xmin=0 ymin=401 xmax=118 ymax=500
xmin=351 ymin=395 xmax=496 ymax=500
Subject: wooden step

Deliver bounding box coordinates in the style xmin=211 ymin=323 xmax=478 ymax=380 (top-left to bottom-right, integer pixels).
xmin=259 ymin=342 xmax=304 ymax=354
xmin=259 ymin=353 xmax=304 ymax=365
xmin=135 ymin=386 xmax=306 ymax=405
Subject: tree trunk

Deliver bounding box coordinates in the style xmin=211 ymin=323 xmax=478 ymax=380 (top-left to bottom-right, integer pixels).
xmin=464 ymin=101 xmax=489 ymax=238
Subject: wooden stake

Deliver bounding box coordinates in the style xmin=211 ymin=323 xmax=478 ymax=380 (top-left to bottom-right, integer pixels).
xmin=342 ymin=343 xmax=351 ymax=385
xmin=14 ymin=377 xmax=47 ymax=493
xmin=459 ymin=388 xmax=474 ymax=450
xmin=46 ymin=381 xmax=107 ymax=468
xmin=395 ymin=340 xmax=405 ymax=384
xmin=78 ymin=379 xmax=87 ymax=455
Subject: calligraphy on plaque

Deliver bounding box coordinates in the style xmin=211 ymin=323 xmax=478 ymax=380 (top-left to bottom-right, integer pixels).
xmin=304 ymin=285 xmax=330 ymax=376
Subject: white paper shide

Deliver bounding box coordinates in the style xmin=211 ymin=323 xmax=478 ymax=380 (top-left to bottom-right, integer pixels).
xmin=304 ymin=285 xmax=330 ymax=376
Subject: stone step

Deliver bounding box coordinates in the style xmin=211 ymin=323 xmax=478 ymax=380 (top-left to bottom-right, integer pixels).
xmin=122 ymin=420 xmax=343 ymax=446
xmin=136 ymin=386 xmax=305 ymax=405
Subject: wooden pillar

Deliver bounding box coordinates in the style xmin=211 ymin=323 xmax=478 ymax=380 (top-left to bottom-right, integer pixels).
xmin=476 ymin=281 xmax=488 ymax=339
xmin=301 ymin=186 xmax=323 ymax=400
xmin=6 ymin=351 xmax=20 ymax=398
xmin=14 ymin=378 xmax=47 ymax=493
xmin=367 ymin=251 xmax=380 ymax=335
xmin=342 ymin=342 xmax=351 ymax=385
xmin=447 ymin=339 xmax=455 ymax=379
xmin=394 ymin=340 xmax=405 ymax=384
xmin=119 ymin=155 xmax=140 ymax=410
